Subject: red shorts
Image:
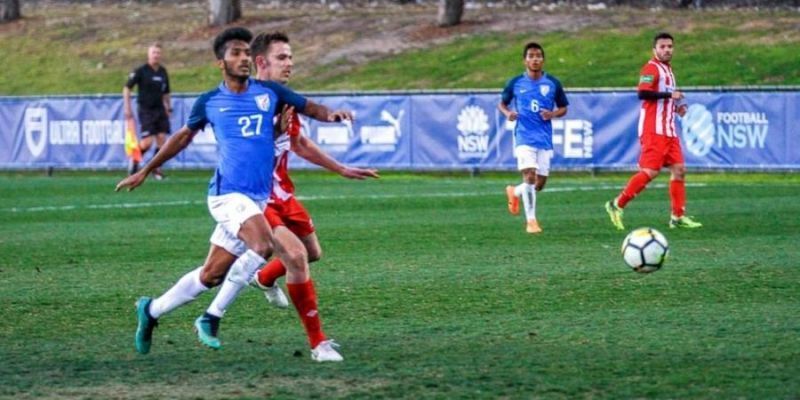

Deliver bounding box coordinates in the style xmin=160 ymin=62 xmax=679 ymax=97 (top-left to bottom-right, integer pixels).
xmin=264 ymin=196 xmax=315 ymax=238
xmin=638 ymin=134 xmax=684 ymax=170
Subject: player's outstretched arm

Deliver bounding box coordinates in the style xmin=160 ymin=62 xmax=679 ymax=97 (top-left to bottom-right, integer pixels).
xmin=290 ymin=134 xmax=379 ymax=180
xmin=301 ymin=99 xmax=353 ymax=123
xmin=115 ymin=126 xmax=196 ymax=192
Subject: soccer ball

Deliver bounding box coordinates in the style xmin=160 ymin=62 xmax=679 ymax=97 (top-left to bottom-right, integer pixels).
xmin=621 ymin=227 xmax=669 ymax=273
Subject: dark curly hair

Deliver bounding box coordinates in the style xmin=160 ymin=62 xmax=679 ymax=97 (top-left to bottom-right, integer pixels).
xmin=653 ymin=32 xmax=674 ymax=48
xmin=523 ymin=42 xmax=545 ymax=59
xmin=213 ymin=27 xmax=253 ymax=60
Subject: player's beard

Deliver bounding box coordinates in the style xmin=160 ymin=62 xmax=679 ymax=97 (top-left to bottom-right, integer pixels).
xmin=656 ymin=51 xmax=672 ymax=63
xmin=223 ymin=60 xmax=250 ymax=84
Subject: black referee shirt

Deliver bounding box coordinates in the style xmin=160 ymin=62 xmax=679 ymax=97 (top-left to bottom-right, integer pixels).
xmin=125 ymin=64 xmax=170 ymax=111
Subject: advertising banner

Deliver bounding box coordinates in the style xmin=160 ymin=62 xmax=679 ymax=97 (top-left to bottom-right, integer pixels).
xmin=1 ymin=90 xmax=797 ymax=170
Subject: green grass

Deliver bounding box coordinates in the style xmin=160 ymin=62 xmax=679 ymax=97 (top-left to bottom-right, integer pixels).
xmin=304 ymin=26 xmax=800 ymax=90
xmin=0 ymin=6 xmax=798 ymax=95
xmin=1 ymin=171 xmax=798 ymax=399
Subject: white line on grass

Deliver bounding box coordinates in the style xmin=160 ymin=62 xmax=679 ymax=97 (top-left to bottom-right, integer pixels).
xmin=2 ymin=183 xmax=706 ymax=213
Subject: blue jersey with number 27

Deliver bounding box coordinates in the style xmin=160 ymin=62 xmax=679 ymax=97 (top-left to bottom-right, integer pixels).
xmin=501 ymin=72 xmax=568 ymax=150
xmin=187 ymin=78 xmax=307 ymax=201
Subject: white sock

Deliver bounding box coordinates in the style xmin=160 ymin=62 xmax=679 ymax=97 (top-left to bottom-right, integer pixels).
xmin=514 ymin=183 xmax=525 ymax=197
xmin=206 ymin=249 xmax=266 ymax=318
xmin=520 ymin=183 xmax=537 ymax=221
xmin=150 ymin=266 xmax=209 ymax=319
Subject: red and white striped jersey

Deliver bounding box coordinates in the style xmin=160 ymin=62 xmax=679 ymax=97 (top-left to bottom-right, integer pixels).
xmin=637 ymin=58 xmax=679 ymax=138
xmin=270 ymin=112 xmax=301 ymax=203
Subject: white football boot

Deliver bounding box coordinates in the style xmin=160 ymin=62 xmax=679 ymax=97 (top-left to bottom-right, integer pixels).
xmin=249 ymin=277 xmax=289 ymax=309
xmin=311 ymin=340 xmax=344 ymax=362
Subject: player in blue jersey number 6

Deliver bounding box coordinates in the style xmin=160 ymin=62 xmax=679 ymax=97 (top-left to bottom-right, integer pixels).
xmin=499 ymin=42 xmax=569 ymax=234
xmin=115 ymin=27 xmax=352 ymax=360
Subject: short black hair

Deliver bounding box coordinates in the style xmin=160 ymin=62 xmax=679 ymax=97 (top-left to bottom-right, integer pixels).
xmin=250 ymin=31 xmax=290 ymax=61
xmin=653 ymin=32 xmax=674 ymax=48
xmin=213 ymin=27 xmax=253 ymax=60
xmin=523 ymin=42 xmax=545 ymax=59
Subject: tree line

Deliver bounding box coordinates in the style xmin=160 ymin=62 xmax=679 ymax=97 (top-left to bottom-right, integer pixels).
xmin=0 ymin=0 xmax=466 ymax=26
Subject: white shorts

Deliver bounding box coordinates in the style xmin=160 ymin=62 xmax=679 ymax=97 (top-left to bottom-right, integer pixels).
xmin=514 ymin=145 xmax=553 ymax=176
xmin=207 ymin=193 xmax=267 ymax=257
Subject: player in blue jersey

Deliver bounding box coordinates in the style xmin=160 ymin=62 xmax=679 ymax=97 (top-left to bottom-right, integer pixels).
xmin=115 ymin=27 xmax=354 ymax=361
xmin=498 ymin=42 xmax=569 ymax=234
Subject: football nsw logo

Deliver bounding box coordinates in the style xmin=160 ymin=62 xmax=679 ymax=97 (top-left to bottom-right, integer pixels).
xmin=456 ymin=105 xmax=490 ymax=159
xmin=681 ymin=104 xmax=770 ymax=158
xmin=681 ymin=104 xmax=715 ymax=157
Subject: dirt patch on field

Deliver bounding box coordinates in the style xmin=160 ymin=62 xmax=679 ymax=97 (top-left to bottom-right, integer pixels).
xmin=7 ymin=376 xmax=394 ymax=400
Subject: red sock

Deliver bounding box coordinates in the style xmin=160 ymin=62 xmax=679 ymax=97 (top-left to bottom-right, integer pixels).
xmin=670 ymin=179 xmax=686 ymax=217
xmin=287 ymin=280 xmax=326 ymax=348
xmin=256 ymin=258 xmax=286 ymax=287
xmin=617 ymin=171 xmax=652 ymax=208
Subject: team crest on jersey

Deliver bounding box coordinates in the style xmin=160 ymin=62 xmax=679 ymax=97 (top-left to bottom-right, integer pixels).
xmin=254 ymin=94 xmax=271 ymax=111
xmin=540 ymin=85 xmax=550 ymax=96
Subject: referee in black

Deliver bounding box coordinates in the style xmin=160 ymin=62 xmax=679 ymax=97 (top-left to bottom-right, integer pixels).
xmin=123 ymin=42 xmax=172 ymax=179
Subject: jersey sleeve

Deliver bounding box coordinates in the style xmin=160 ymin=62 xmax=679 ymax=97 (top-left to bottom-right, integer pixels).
xmin=553 ymin=79 xmax=569 ymax=108
xmin=261 ymin=81 xmax=308 ymax=114
xmin=186 ymin=92 xmax=212 ymax=131
xmin=500 ymin=77 xmax=516 ymax=106
xmin=637 ymin=63 xmax=660 ymax=92
xmin=125 ymin=67 xmax=140 ymax=89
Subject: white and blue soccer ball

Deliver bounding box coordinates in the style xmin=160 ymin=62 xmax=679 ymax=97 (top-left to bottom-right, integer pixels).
xmin=621 ymin=227 xmax=669 ymax=273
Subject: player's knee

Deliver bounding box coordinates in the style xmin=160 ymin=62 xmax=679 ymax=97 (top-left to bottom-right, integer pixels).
xmin=249 ymin=240 xmax=273 ymax=259
xmin=642 ymin=168 xmax=660 ymax=179
xmin=305 ymin=240 xmax=322 ymax=263
xmin=226 ymin=250 xmax=266 ymax=285
xmin=199 ymin=267 xmax=225 ymax=287
xmin=281 ymin=247 xmax=309 ymax=270
xmin=226 ymin=263 xmax=249 ymax=286
xmin=671 ymin=166 xmax=686 ymax=180
xmin=308 ymin=247 xmax=322 ymax=263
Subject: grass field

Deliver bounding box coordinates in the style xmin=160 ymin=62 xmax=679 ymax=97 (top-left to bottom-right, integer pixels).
xmin=1 ymin=5 xmax=798 ymax=94
xmin=1 ymin=171 xmax=799 ymax=399
xmin=303 ymin=25 xmax=800 ymax=91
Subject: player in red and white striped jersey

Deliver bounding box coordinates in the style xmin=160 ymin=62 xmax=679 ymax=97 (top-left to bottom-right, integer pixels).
xmin=249 ymin=32 xmax=379 ymax=361
xmin=605 ymin=32 xmax=702 ymax=230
